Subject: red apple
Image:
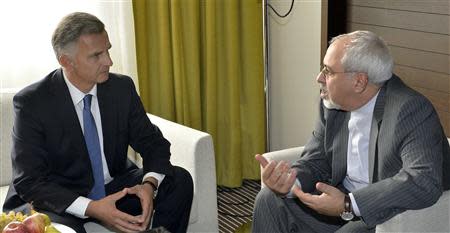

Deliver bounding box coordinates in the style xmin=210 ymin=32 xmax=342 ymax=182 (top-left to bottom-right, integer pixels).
xmin=22 ymin=213 xmax=49 ymax=233
xmin=2 ymin=221 xmax=30 ymax=233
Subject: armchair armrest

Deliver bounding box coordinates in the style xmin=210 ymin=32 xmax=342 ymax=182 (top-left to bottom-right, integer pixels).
xmin=146 ymin=114 xmax=218 ymax=232
xmin=262 ymin=147 xmax=304 ymax=165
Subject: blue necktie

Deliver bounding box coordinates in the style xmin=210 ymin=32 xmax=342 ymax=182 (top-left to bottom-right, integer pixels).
xmin=83 ymin=94 xmax=105 ymax=200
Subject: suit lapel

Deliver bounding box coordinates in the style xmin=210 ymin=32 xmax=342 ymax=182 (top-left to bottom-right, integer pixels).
xmin=49 ymin=69 xmax=89 ymax=158
xmin=330 ymin=110 xmax=350 ymax=185
xmin=97 ymin=78 xmax=117 ymax=168
xmin=369 ymin=84 xmax=387 ymax=183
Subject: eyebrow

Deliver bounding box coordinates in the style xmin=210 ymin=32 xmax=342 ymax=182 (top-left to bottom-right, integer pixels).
xmin=90 ymin=51 xmax=102 ymax=57
xmin=90 ymin=44 xmax=112 ymax=57
xmin=322 ymin=65 xmax=332 ymax=72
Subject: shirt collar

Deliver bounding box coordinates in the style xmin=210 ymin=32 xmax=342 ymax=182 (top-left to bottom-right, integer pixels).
xmin=62 ymin=71 xmax=97 ymax=106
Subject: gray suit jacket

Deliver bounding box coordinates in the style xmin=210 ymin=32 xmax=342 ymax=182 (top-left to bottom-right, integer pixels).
xmin=292 ymin=75 xmax=450 ymax=227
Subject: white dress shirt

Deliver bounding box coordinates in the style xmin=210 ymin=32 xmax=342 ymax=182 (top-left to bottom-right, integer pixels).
xmin=345 ymin=91 xmax=379 ymax=216
xmin=63 ymin=73 xmax=164 ymax=218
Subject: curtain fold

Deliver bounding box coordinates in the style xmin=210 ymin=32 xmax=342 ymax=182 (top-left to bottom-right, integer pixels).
xmin=133 ymin=0 xmax=265 ymax=187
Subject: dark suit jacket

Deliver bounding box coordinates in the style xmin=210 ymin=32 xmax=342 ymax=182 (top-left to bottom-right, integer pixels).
xmin=292 ymin=75 xmax=450 ymax=227
xmin=3 ymin=69 xmax=173 ymax=214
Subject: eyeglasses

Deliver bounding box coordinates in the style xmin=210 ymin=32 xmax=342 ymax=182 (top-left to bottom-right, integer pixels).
xmin=320 ymin=66 xmax=357 ymax=79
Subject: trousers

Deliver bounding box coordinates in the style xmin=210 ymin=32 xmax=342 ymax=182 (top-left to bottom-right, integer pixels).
xmin=252 ymin=187 xmax=375 ymax=233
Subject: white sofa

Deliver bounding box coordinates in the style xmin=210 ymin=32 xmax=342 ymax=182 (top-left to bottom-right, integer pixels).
xmin=262 ymin=139 xmax=450 ymax=232
xmin=0 ymin=92 xmax=219 ymax=232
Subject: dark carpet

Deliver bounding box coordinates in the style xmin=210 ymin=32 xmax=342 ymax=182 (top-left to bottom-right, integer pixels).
xmin=217 ymin=179 xmax=261 ymax=233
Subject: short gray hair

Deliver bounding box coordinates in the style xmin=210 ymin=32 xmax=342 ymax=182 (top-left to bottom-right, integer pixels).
xmin=330 ymin=30 xmax=393 ymax=85
xmin=51 ymin=12 xmax=105 ymax=58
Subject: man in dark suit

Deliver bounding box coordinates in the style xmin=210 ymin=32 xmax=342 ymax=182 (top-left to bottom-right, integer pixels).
xmin=253 ymin=30 xmax=450 ymax=232
xmin=3 ymin=12 xmax=193 ymax=233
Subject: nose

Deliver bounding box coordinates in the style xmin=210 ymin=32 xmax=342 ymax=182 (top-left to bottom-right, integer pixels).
xmin=316 ymin=71 xmax=325 ymax=83
xmin=105 ymin=54 xmax=113 ymax=66
xmin=102 ymin=52 xmax=113 ymax=67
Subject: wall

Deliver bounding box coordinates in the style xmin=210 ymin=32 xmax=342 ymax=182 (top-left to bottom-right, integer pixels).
xmin=267 ymin=0 xmax=326 ymax=151
xmin=347 ymin=0 xmax=450 ymax=136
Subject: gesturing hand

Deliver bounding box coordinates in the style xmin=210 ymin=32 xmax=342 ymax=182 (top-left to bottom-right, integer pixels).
xmin=85 ymin=188 xmax=148 ymax=233
xmin=293 ymin=182 xmax=345 ymax=216
xmin=255 ymin=154 xmax=297 ymax=196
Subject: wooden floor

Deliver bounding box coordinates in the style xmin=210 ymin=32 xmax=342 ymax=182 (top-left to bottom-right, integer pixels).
xmin=217 ymin=180 xmax=260 ymax=233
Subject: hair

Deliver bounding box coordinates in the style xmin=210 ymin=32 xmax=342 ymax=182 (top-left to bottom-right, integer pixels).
xmin=51 ymin=12 xmax=105 ymax=58
xmin=330 ymin=30 xmax=393 ymax=85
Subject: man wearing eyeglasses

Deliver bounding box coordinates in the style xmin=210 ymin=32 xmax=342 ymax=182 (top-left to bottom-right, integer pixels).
xmin=253 ymin=30 xmax=450 ymax=232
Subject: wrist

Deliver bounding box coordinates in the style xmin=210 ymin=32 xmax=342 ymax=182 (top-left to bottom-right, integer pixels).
xmin=142 ymin=180 xmax=157 ymax=192
xmin=85 ymin=200 xmax=100 ymax=219
xmin=142 ymin=179 xmax=158 ymax=199
xmin=340 ymin=194 xmax=354 ymax=221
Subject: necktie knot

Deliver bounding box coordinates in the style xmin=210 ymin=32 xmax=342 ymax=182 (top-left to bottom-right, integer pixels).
xmin=83 ymin=94 xmax=93 ymax=110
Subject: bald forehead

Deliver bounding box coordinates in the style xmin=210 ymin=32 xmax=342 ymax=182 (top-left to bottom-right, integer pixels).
xmin=326 ymin=38 xmax=347 ymax=59
xmin=326 ymin=36 xmax=351 ymax=61
xmin=331 ymin=36 xmax=351 ymax=49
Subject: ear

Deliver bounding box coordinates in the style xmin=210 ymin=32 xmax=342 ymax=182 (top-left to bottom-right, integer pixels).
xmin=353 ymin=73 xmax=368 ymax=93
xmin=58 ymin=54 xmax=73 ymax=70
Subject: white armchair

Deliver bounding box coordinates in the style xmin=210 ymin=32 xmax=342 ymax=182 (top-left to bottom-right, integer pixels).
xmin=262 ymin=139 xmax=450 ymax=232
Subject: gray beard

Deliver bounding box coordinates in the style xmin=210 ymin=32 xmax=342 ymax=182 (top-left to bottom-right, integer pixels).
xmin=323 ymin=99 xmax=341 ymax=110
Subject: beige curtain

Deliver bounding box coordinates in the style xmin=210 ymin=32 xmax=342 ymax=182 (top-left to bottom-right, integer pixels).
xmin=133 ymin=0 xmax=265 ymax=187
xmin=0 ymin=0 xmax=138 ymax=92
